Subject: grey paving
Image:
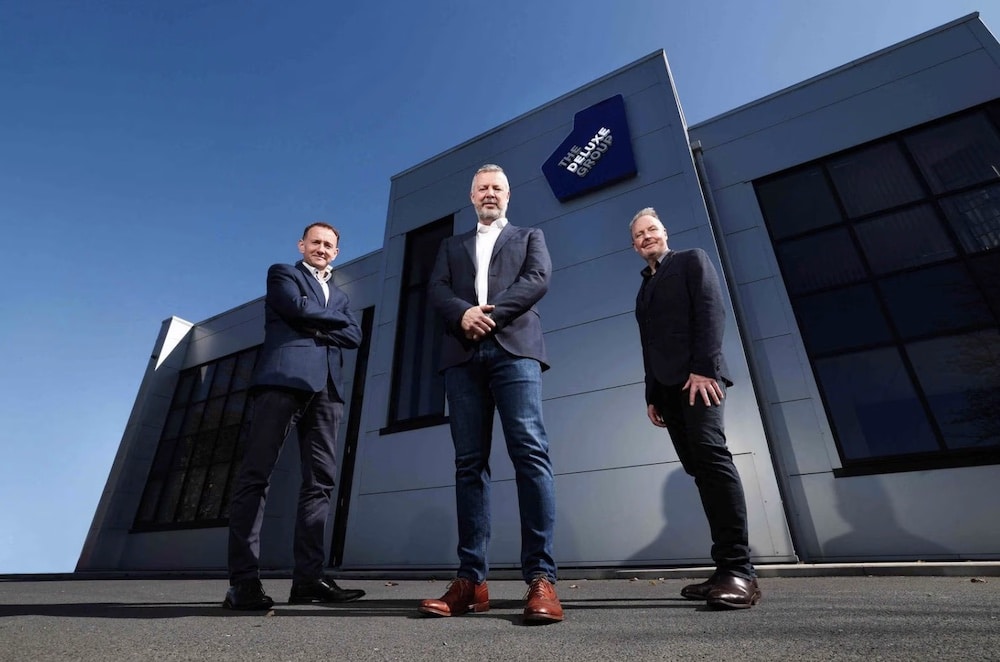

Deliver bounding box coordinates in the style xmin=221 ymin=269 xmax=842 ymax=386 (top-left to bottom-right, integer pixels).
xmin=1 ymin=575 xmax=998 ymax=661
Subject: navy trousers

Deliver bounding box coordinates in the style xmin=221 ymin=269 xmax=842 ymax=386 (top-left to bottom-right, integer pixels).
xmin=227 ymin=381 xmax=343 ymax=584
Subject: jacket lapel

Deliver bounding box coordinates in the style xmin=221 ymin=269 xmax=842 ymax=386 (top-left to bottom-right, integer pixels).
xmin=490 ymin=223 xmax=513 ymax=262
xmin=297 ymin=262 xmax=326 ymax=306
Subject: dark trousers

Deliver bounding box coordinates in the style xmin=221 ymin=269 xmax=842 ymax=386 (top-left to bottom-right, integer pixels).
xmin=227 ymin=381 xmax=343 ymax=584
xmin=651 ymin=381 xmax=753 ymax=579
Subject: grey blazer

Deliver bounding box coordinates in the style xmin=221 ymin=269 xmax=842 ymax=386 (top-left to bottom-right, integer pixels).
xmin=428 ymin=223 xmax=551 ymax=372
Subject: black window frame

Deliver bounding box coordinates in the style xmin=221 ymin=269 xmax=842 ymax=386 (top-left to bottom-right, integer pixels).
xmin=132 ymin=346 xmax=259 ymax=531
xmin=754 ymin=100 xmax=1000 ymax=477
xmin=381 ymin=216 xmax=453 ymax=434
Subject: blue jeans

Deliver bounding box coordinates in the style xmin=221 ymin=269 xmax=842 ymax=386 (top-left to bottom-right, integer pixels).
xmin=444 ymin=338 xmax=557 ymax=584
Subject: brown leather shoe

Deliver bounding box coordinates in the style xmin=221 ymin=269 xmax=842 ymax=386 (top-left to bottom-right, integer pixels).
xmin=523 ymin=576 xmax=564 ymax=624
xmin=706 ymin=575 xmax=761 ymax=609
xmin=418 ymin=578 xmax=489 ymax=617
xmin=680 ymin=576 xmax=718 ymax=601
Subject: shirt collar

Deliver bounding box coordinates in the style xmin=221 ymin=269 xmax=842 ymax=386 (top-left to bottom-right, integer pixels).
xmin=301 ymin=261 xmax=332 ymax=282
xmin=477 ymin=217 xmax=508 ymax=234
xmin=640 ymin=250 xmax=671 ymax=279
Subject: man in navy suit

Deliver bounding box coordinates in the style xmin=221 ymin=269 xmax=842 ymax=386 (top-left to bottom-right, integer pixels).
xmin=224 ymin=222 xmax=366 ymax=610
xmin=419 ymin=165 xmax=563 ymax=624
xmin=631 ymin=207 xmax=761 ymax=609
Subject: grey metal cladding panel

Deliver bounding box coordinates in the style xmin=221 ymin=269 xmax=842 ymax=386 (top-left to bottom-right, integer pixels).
xmin=703 ymin=51 xmax=1000 ymax=188
xmin=541 ymin=175 xmax=706 ymax=271
xmin=543 ymin=249 xmax=639 ymax=332
xmin=343 ymin=487 xmax=458 ymax=567
xmin=360 ymin=372 xmax=389 ymax=434
xmin=335 ymin=270 xmax=382 ymax=311
xmin=376 ymin=274 xmax=401 ymax=327
xmin=356 ymin=424 xmax=455 ymax=495
xmin=184 ymin=312 xmax=264 ymax=367
xmin=542 ymin=313 xmax=645 ymax=400
xmin=712 ymin=182 xmax=768 ymax=236
xmin=555 ymin=462 xmax=709 ymax=564
xmin=388 ymin=169 xmax=469 ymax=237
xmin=725 ymin=226 xmax=780 ymax=286
xmin=737 ymin=276 xmax=795 ymax=341
xmin=792 ymin=465 xmax=1000 ymax=560
xmin=752 ymin=334 xmax=813 ymax=404
xmin=368 ymin=320 xmax=397 ymax=378
xmin=767 ymin=398 xmax=837 ymax=477
xmin=544 ymin=383 xmax=681 ymax=473
xmin=691 ymin=22 xmax=984 ymax=149
xmin=381 ymin=234 xmax=406 ymax=282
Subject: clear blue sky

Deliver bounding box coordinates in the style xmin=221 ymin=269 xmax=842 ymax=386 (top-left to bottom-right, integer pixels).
xmin=0 ymin=0 xmax=993 ymax=573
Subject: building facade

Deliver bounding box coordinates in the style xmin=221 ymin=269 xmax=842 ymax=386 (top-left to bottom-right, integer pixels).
xmin=78 ymin=13 xmax=1000 ymax=573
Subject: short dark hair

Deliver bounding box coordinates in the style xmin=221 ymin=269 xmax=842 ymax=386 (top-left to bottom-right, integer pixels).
xmin=302 ymin=222 xmax=340 ymax=241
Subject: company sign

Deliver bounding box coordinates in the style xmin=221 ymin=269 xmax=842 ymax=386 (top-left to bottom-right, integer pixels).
xmin=542 ymin=94 xmax=637 ymax=202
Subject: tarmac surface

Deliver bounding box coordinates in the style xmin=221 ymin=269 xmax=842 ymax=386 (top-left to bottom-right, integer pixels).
xmin=1 ymin=570 xmax=999 ymax=661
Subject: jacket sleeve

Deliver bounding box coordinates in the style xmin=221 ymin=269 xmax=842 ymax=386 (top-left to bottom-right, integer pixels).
xmin=488 ymin=228 xmax=551 ymax=329
xmin=428 ymin=238 xmax=476 ymax=335
xmin=265 ymin=263 xmax=356 ymax=333
xmin=686 ymin=249 xmax=727 ymax=378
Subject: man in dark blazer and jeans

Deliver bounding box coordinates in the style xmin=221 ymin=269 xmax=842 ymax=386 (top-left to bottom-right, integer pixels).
xmin=419 ymin=164 xmax=563 ymax=624
xmin=630 ymin=207 xmax=761 ymax=609
xmin=224 ymin=222 xmax=366 ymax=610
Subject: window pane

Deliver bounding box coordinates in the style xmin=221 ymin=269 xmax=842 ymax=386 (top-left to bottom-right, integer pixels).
xmin=880 ymin=263 xmax=994 ymax=339
xmin=196 ymin=463 xmax=231 ymax=520
xmin=209 ymin=356 xmax=236 ymax=398
xmin=179 ymin=401 xmax=205 ymax=437
xmin=815 ymin=348 xmax=939 ymax=460
xmin=795 ymin=284 xmax=892 ymax=354
xmin=161 ymin=408 xmax=186 ymax=441
xmin=173 ymin=371 xmax=196 ymax=407
xmin=939 ymin=183 xmax=1000 ymax=254
xmin=827 ymin=142 xmax=924 ymax=218
xmin=155 ymin=471 xmax=185 ymax=523
xmin=756 ymin=166 xmax=843 ymax=240
xmin=968 ymin=251 xmax=1000 ymax=319
xmin=854 ymin=205 xmax=955 ymax=274
xmin=200 ymin=396 xmax=225 ymax=431
xmin=390 ymin=217 xmax=451 ymax=424
xmin=190 ymin=364 xmax=216 ymax=403
xmin=222 ymin=390 xmax=247 ymax=428
xmin=175 ymin=466 xmax=208 ymax=522
xmin=777 ymin=227 xmax=866 ymax=295
xmin=905 ymin=112 xmax=1000 ymax=193
xmin=231 ymin=349 xmax=258 ymax=391
xmin=906 ymin=331 xmax=1000 ymax=450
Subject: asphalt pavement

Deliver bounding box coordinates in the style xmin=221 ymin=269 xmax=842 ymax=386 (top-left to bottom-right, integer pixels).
xmin=1 ymin=570 xmax=998 ymax=661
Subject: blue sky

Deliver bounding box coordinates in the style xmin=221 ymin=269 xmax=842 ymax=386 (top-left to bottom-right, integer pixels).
xmin=0 ymin=0 xmax=993 ymax=573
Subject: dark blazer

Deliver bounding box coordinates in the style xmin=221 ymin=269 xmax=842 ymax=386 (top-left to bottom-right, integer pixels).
xmin=251 ymin=261 xmax=362 ymax=399
xmin=635 ymin=248 xmax=732 ymax=403
xmin=429 ymin=223 xmax=551 ymax=372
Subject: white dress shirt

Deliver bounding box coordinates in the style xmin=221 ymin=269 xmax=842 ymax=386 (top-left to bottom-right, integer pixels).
xmin=475 ymin=218 xmax=507 ymax=306
xmin=302 ymin=261 xmax=332 ymax=304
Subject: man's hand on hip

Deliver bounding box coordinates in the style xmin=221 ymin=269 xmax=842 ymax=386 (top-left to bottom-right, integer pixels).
xmin=683 ymin=373 xmax=725 ymax=407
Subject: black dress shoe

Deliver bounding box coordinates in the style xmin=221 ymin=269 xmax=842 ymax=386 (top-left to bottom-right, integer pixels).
xmin=680 ymin=574 xmax=720 ymax=600
xmin=288 ymin=577 xmax=366 ymax=604
xmin=223 ymin=578 xmax=274 ymax=611
xmin=706 ymin=575 xmax=761 ymax=610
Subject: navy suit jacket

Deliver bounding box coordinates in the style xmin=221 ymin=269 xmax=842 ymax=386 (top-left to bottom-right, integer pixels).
xmin=429 ymin=223 xmax=551 ymax=372
xmin=251 ymin=261 xmax=362 ymax=399
xmin=635 ymin=248 xmax=732 ymax=404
